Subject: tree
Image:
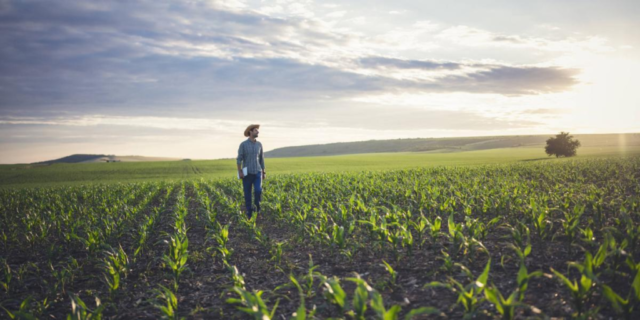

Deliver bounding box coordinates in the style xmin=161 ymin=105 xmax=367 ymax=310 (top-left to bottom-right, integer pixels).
xmin=545 ymin=132 xmax=581 ymax=158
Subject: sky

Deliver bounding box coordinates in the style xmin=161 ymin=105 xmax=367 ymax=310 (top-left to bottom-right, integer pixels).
xmin=1 ymin=0 xmax=639 ymax=164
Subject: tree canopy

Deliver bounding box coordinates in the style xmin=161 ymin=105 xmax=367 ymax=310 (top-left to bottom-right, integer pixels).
xmin=545 ymin=132 xmax=581 ymax=158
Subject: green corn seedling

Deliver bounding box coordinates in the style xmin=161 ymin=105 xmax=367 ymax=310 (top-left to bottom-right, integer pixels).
xmin=410 ymin=214 xmax=429 ymax=247
xmin=599 ymin=258 xmax=640 ymax=319
xmin=439 ymin=250 xmax=455 ymax=275
xmin=152 ymin=285 xmax=182 ymax=320
xmin=1 ymin=260 xmax=10 ymax=293
xmin=1 ymin=296 xmax=36 ymax=320
xmin=303 ymin=255 xmax=318 ymax=298
xmin=509 ymin=243 xmax=531 ymax=265
xmin=381 ymin=260 xmax=398 ymax=286
xmin=289 ymin=274 xmax=316 ymax=320
xmin=484 ymin=285 xmax=523 ymax=320
xmin=270 ymin=241 xmax=284 ymax=265
xmin=425 ymin=259 xmax=491 ymax=319
xmin=516 ymin=263 xmax=542 ymax=301
xmin=316 ymin=274 xmax=347 ymax=313
xmin=369 ymin=290 xmax=401 ymax=320
xmin=226 ymin=287 xmax=280 ymax=320
xmin=550 ymin=266 xmax=595 ymax=317
xmin=162 ymin=233 xmax=189 ymax=291
xmin=66 ymin=294 xmax=105 ymax=320
xmin=429 ymin=216 xmax=442 ymax=240
xmin=346 ymin=275 xmax=372 ymax=319
xmin=227 ymin=264 xmax=245 ymax=289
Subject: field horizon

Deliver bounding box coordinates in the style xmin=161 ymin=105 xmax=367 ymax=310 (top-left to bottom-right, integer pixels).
xmin=1 ymin=145 xmax=639 ymax=188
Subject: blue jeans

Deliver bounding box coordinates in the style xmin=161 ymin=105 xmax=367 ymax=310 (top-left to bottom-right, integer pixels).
xmin=242 ymin=173 xmax=262 ymax=218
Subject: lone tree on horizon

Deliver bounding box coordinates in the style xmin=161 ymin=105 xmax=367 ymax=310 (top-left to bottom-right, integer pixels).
xmin=545 ymin=132 xmax=581 ymax=158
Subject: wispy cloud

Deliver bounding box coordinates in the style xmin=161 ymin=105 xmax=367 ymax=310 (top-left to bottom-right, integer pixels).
xmin=0 ymin=0 xmax=582 ymax=119
xmin=436 ymin=25 xmax=615 ymax=53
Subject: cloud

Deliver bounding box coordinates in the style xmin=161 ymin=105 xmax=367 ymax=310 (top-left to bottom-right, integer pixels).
xmin=353 ymin=57 xmax=577 ymax=94
xmin=358 ymin=57 xmax=462 ymax=70
xmin=0 ymin=0 xmax=580 ymax=121
xmin=435 ymin=65 xmax=579 ymax=95
xmin=436 ymin=25 xmax=615 ymax=53
xmin=520 ymin=108 xmax=569 ymax=115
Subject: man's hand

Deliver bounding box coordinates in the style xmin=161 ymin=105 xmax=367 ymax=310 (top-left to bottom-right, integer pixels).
xmin=239 ymin=170 xmax=245 ymax=179
xmin=262 ymin=171 xmax=266 ymax=180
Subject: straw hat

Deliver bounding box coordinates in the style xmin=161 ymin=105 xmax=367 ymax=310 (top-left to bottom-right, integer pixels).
xmin=244 ymin=124 xmax=260 ymax=137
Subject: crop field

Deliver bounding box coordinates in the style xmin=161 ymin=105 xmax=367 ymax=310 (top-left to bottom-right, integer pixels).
xmin=1 ymin=157 xmax=640 ymax=319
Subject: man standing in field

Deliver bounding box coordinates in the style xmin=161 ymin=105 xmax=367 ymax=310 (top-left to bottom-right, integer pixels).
xmin=237 ymin=124 xmax=266 ymax=219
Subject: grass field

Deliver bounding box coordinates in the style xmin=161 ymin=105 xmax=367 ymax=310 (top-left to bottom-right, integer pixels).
xmin=1 ymin=146 xmax=639 ymax=188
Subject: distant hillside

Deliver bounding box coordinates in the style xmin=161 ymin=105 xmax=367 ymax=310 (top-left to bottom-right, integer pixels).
xmin=34 ymin=154 xmax=109 ymax=165
xmin=35 ymin=154 xmax=181 ymax=164
xmin=265 ymin=133 xmax=640 ymax=158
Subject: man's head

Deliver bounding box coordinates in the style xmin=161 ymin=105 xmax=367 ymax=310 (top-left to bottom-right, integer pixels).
xmin=244 ymin=124 xmax=260 ymax=138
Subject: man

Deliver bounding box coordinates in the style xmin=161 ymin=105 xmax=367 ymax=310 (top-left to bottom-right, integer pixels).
xmin=237 ymin=124 xmax=266 ymax=219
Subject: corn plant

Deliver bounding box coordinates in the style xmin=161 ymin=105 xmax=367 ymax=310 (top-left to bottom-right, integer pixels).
xmin=66 ymin=293 xmax=105 ymax=320
xmin=425 ymin=259 xmax=491 ymax=319
xmin=561 ymin=204 xmax=585 ymax=242
xmin=152 ymin=285 xmax=182 ymax=320
xmin=509 ymin=243 xmax=531 ymax=265
xmin=369 ymin=290 xmax=401 ymax=320
xmin=438 ymin=249 xmax=455 ymax=275
xmin=1 ymin=296 xmax=36 ymax=319
xmin=504 ymin=221 xmax=530 ymax=249
xmin=346 ymin=276 xmax=370 ymax=319
xmin=601 ymin=263 xmax=640 ymax=320
xmin=162 ymin=233 xmax=189 ymax=291
xmin=579 ymin=226 xmax=595 ymax=245
xmin=484 ymin=285 xmax=523 ymax=320
xmin=289 ymin=274 xmax=316 ymax=320
xmin=409 ymin=213 xmax=429 ymax=247
xmin=316 ymin=274 xmax=347 ymax=313
xmin=447 ymin=213 xmax=465 ymax=252
xmin=516 ymin=263 xmax=542 ymax=301
xmin=301 ymin=255 xmax=318 ymax=298
xmin=529 ymin=198 xmax=553 ymax=241
xmin=1 ymin=260 xmax=10 ymax=293
xmin=551 ymin=263 xmax=597 ymax=317
xmin=381 ymin=260 xmax=398 ymax=287
xmin=226 ymin=287 xmax=279 ymax=320
xmin=51 ymin=262 xmax=75 ymax=295
xmin=483 ymin=263 xmax=542 ymax=319
xmin=227 ymin=264 xmax=245 ymax=289
xmin=101 ymin=245 xmax=129 ymax=295
xmin=429 ymin=215 xmax=442 ymax=240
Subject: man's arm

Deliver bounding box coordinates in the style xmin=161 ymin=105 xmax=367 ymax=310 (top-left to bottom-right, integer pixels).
xmin=237 ymin=143 xmax=245 ymax=178
xmin=259 ymin=145 xmax=265 ymax=171
xmin=259 ymin=144 xmax=266 ymax=178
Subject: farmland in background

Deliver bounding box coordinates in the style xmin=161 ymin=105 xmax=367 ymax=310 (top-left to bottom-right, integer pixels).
xmin=1 ymin=145 xmax=639 ymax=188
xmin=1 ymin=156 xmax=640 ymax=319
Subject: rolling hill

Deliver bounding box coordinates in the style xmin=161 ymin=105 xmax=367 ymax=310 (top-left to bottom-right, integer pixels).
xmin=264 ymin=133 xmax=640 ymax=158
xmin=34 ymin=154 xmax=181 ymax=165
